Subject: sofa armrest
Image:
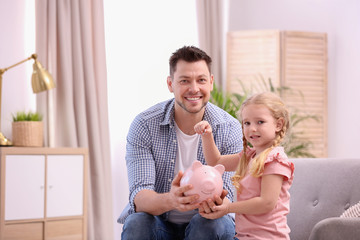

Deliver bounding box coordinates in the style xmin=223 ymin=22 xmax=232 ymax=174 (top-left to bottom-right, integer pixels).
xmin=309 ymin=217 xmax=360 ymax=240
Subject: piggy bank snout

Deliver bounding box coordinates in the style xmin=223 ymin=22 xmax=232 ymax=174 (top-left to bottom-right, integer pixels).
xmin=202 ymin=180 xmax=216 ymax=193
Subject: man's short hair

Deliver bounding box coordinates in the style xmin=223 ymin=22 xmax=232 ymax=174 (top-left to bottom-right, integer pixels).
xmin=169 ymin=46 xmax=212 ymax=77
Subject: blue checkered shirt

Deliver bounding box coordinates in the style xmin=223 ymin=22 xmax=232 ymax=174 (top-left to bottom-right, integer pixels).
xmin=118 ymin=98 xmax=243 ymax=223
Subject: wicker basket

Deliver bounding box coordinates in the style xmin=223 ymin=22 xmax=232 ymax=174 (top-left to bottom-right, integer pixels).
xmin=12 ymin=121 xmax=44 ymax=147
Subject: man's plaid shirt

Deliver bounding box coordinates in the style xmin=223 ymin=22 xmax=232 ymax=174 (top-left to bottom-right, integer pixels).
xmin=118 ymin=98 xmax=243 ymax=223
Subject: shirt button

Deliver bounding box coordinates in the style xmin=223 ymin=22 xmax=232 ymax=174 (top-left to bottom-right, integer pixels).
xmin=168 ymin=178 xmax=172 ymax=182
xmin=171 ymin=159 xmax=175 ymax=163
xmin=173 ymin=140 xmax=177 ymax=143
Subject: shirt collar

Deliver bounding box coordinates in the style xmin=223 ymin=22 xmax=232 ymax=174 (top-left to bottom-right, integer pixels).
xmin=160 ymin=99 xmax=175 ymax=126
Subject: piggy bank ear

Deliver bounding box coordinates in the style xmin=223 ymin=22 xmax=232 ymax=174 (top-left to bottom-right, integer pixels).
xmin=214 ymin=164 xmax=225 ymax=175
xmin=192 ymin=160 xmax=203 ymax=170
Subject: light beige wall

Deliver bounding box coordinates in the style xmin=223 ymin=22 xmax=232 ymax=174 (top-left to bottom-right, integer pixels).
xmin=228 ymin=0 xmax=360 ymax=158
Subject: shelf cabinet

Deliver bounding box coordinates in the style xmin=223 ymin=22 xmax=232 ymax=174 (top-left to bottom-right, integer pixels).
xmin=0 ymin=147 xmax=88 ymax=240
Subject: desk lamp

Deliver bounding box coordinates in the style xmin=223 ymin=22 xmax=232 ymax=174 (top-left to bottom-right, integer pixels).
xmin=0 ymin=54 xmax=55 ymax=146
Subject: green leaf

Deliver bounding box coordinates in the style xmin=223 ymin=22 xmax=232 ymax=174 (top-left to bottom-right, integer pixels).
xmin=12 ymin=111 xmax=43 ymax=122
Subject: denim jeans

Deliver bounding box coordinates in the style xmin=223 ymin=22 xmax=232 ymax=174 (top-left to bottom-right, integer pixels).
xmin=121 ymin=212 xmax=235 ymax=240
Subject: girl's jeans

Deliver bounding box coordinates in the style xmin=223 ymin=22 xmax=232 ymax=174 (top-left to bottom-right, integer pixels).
xmin=121 ymin=212 xmax=235 ymax=240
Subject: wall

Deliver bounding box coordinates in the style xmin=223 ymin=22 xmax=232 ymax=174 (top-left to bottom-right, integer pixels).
xmin=0 ymin=0 xmax=36 ymax=140
xmin=228 ymin=0 xmax=360 ymax=158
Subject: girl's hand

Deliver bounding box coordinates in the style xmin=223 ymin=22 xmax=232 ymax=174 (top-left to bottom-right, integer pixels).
xmin=199 ymin=197 xmax=230 ymax=219
xmin=194 ymin=120 xmax=212 ymax=135
xmin=199 ymin=190 xmax=229 ymax=219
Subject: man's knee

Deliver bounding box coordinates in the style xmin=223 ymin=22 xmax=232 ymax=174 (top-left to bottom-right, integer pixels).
xmin=186 ymin=214 xmax=235 ymax=240
xmin=121 ymin=212 xmax=155 ymax=240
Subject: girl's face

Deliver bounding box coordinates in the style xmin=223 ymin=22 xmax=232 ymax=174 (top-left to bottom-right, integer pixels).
xmin=241 ymin=104 xmax=283 ymax=155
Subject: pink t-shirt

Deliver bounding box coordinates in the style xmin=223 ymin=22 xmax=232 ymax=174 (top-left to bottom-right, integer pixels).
xmin=235 ymin=147 xmax=294 ymax=240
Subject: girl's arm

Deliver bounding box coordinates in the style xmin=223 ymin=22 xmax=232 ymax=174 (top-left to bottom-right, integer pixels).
xmin=194 ymin=121 xmax=239 ymax=171
xmin=200 ymin=174 xmax=284 ymax=219
xmin=228 ymin=174 xmax=283 ymax=214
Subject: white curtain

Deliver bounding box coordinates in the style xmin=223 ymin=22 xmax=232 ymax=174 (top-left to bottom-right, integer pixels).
xmin=196 ymin=0 xmax=228 ymax=90
xmin=35 ymin=0 xmax=114 ymax=239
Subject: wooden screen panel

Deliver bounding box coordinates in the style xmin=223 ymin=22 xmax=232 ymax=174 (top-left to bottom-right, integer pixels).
xmin=226 ymin=30 xmax=281 ymax=94
xmin=281 ymin=31 xmax=328 ymax=157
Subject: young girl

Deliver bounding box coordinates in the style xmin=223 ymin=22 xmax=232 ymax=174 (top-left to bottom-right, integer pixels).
xmin=194 ymin=92 xmax=294 ymax=240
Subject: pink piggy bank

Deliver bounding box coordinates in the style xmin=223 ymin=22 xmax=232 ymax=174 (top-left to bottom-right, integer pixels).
xmin=180 ymin=160 xmax=225 ymax=203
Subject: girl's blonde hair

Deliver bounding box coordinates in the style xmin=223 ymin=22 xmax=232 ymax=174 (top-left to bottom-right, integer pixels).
xmin=232 ymin=92 xmax=290 ymax=191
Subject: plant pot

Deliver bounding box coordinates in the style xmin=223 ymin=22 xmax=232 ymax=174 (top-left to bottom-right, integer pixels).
xmin=12 ymin=121 xmax=43 ymax=147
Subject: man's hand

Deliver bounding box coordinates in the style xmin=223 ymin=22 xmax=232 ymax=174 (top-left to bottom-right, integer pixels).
xmin=168 ymin=171 xmax=200 ymax=212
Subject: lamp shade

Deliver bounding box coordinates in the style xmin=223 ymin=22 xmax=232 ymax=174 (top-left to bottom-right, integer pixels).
xmin=32 ymin=59 xmax=55 ymax=93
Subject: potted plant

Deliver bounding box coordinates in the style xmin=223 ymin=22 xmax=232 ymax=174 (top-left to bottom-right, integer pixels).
xmin=12 ymin=111 xmax=43 ymax=147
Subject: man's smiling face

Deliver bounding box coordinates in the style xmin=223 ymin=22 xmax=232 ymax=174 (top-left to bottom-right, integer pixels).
xmin=167 ymin=60 xmax=213 ymax=115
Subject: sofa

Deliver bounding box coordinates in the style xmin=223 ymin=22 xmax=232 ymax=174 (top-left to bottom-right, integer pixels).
xmin=288 ymin=158 xmax=360 ymax=240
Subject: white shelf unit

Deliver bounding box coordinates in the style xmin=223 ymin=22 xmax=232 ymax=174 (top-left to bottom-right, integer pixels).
xmin=0 ymin=147 xmax=88 ymax=240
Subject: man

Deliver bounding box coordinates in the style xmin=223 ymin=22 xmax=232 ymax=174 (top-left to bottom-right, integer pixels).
xmin=119 ymin=46 xmax=243 ymax=239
